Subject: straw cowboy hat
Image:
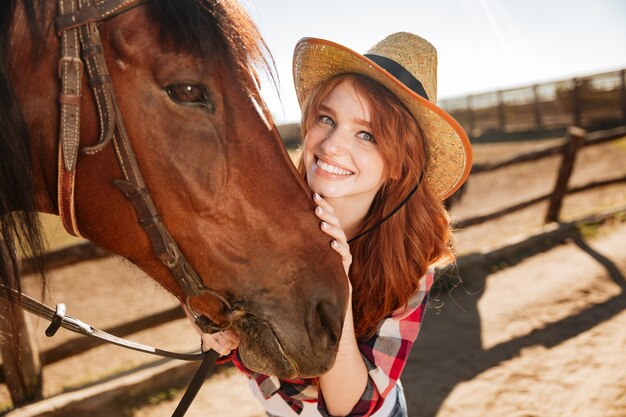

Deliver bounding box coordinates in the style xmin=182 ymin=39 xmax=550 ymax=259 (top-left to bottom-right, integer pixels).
xmin=293 ymin=32 xmax=472 ymax=200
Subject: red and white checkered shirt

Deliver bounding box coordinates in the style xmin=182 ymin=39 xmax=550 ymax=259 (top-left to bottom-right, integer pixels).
xmin=229 ymin=269 xmax=434 ymax=416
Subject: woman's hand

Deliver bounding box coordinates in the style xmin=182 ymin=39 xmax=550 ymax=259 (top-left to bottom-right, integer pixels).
xmin=200 ymin=330 xmax=240 ymax=356
xmin=182 ymin=305 xmax=240 ymax=356
xmin=314 ymin=193 xmax=352 ymax=282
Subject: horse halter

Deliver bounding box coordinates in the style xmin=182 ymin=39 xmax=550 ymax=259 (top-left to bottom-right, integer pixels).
xmin=55 ymin=0 xmax=236 ymax=333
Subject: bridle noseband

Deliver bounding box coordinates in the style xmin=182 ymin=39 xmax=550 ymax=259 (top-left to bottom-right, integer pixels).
xmin=55 ymin=0 xmax=237 ymax=333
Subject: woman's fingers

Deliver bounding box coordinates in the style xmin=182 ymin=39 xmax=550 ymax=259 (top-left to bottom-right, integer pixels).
xmin=320 ymin=221 xmax=347 ymax=244
xmin=332 ymin=239 xmax=351 ymax=257
xmin=315 ymin=206 xmax=342 ymax=230
xmin=313 ymin=193 xmax=335 ymax=214
xmin=316 ymin=206 xmax=347 ymax=246
xmin=201 ymin=330 xmax=240 ymax=356
xmin=313 ymin=193 xmax=352 ymax=277
xmin=332 ymin=240 xmax=353 ymax=276
xmin=220 ymin=330 xmax=240 ymax=346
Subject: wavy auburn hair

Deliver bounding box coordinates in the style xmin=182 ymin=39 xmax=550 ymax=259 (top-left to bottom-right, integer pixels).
xmin=299 ymin=73 xmax=454 ymax=340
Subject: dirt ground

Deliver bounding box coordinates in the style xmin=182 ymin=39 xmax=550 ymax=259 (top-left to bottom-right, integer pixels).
xmin=2 ymin=135 xmax=626 ymax=417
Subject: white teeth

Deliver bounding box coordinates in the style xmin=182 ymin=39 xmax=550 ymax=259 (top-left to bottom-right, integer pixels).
xmin=317 ymin=159 xmax=353 ymax=176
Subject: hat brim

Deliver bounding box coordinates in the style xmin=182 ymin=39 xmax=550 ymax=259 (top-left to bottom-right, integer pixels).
xmin=293 ymin=37 xmax=472 ymax=200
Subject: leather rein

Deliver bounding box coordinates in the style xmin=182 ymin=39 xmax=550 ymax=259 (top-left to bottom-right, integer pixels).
xmin=6 ymin=0 xmax=243 ymax=414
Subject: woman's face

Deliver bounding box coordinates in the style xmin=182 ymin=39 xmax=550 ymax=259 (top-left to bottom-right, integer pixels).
xmin=303 ymin=80 xmax=386 ymax=205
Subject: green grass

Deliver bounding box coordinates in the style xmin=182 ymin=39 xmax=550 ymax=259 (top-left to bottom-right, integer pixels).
xmin=575 ymin=208 xmax=626 ymax=240
xmin=59 ymin=361 xmax=138 ymax=394
xmin=0 ymin=401 xmax=13 ymax=414
xmin=609 ymin=135 xmax=626 ymax=152
xmin=118 ymin=366 xmax=238 ymax=416
xmin=120 ymin=387 xmax=182 ymax=417
xmin=575 ymin=222 xmax=602 ymax=239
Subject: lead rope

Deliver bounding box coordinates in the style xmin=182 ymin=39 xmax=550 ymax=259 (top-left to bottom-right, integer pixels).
xmin=172 ymin=350 xmax=220 ymax=417
xmin=0 ymin=285 xmax=220 ymax=416
xmin=0 ymin=285 xmax=205 ymax=361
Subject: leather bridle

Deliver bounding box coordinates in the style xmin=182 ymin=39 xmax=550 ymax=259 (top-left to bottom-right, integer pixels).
xmin=1 ymin=1 xmax=257 ymax=414
xmin=55 ymin=0 xmax=238 ymax=334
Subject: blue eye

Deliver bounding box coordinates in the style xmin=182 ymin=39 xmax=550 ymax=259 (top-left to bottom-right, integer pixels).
xmin=319 ymin=115 xmax=335 ymax=126
xmin=358 ymin=131 xmax=376 ymax=143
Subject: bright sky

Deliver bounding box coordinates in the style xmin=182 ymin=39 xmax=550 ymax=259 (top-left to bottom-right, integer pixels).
xmin=241 ymin=0 xmax=626 ymax=124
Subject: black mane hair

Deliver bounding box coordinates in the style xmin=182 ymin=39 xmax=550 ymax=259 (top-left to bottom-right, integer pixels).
xmin=0 ymin=0 xmax=47 ymax=298
xmin=147 ymin=0 xmax=277 ymax=113
xmin=0 ymin=0 xmax=275 ymax=304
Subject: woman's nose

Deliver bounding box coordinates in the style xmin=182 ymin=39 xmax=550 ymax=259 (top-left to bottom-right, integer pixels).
xmin=320 ymin=129 xmax=348 ymax=155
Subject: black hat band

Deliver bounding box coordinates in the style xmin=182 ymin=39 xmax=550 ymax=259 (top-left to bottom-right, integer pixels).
xmin=364 ymin=54 xmax=430 ymax=101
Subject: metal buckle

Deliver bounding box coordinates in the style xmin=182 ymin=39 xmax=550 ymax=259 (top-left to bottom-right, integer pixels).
xmin=58 ymin=56 xmax=83 ymax=79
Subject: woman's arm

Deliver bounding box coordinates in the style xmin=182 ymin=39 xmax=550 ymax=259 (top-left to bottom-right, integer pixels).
xmin=318 ymin=298 xmax=369 ymax=416
xmin=314 ymin=194 xmax=369 ymax=416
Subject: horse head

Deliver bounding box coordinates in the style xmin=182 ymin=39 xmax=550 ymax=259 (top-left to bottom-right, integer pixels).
xmin=5 ymin=0 xmax=347 ymax=379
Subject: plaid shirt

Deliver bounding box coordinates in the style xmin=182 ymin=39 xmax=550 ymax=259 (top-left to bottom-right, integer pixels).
xmin=230 ymin=269 xmax=434 ymax=417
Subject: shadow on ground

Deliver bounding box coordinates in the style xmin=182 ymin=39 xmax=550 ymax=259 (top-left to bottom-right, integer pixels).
xmin=404 ymin=231 xmax=626 ymax=416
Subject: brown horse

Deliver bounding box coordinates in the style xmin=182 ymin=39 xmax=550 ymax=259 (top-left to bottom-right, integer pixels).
xmin=0 ymin=0 xmax=347 ymax=380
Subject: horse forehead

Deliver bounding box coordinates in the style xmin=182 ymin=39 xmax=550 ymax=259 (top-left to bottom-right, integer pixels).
xmin=106 ymin=23 xmax=216 ymax=77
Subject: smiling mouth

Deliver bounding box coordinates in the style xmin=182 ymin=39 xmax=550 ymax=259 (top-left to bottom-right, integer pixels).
xmin=316 ymin=157 xmax=354 ymax=176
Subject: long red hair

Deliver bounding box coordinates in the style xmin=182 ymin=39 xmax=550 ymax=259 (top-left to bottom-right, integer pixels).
xmin=299 ymin=73 xmax=453 ymax=340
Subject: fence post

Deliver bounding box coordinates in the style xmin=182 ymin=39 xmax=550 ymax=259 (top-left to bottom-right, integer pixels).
xmin=0 ymin=237 xmax=43 ymax=406
xmin=533 ymin=84 xmax=543 ymax=130
xmin=572 ymin=78 xmax=582 ymax=127
xmin=620 ymin=69 xmax=626 ymax=123
xmin=497 ymin=90 xmax=506 ymax=132
xmin=545 ymin=126 xmax=587 ymax=223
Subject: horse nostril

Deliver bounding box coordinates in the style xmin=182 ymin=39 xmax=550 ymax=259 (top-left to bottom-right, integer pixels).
xmin=307 ymin=299 xmax=342 ymax=351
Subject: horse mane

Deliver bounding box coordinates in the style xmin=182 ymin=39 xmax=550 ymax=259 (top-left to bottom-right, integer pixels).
xmin=0 ymin=0 xmax=47 ymax=299
xmin=0 ymin=0 xmax=276 ymax=293
xmin=148 ymin=0 xmax=277 ymax=114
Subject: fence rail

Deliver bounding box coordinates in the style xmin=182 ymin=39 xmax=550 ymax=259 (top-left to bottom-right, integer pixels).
xmin=440 ymin=69 xmax=626 ymax=139
xmin=457 ymin=125 xmax=626 ymax=228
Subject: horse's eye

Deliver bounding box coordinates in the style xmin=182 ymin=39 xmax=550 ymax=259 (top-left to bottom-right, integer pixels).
xmin=166 ymin=84 xmax=215 ymax=112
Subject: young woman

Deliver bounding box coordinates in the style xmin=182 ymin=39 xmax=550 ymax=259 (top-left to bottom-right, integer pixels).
xmin=199 ymin=32 xmax=472 ymax=417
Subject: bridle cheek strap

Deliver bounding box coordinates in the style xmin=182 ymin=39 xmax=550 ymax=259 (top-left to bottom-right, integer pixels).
xmin=58 ymin=147 xmax=81 ymax=236
xmin=57 ymin=0 xmax=84 ymax=237
xmin=51 ymin=1 xmax=239 ymax=414
xmin=55 ymin=0 xmax=235 ymax=332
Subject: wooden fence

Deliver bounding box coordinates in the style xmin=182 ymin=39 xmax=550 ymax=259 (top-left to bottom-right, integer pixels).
xmin=455 ymin=125 xmax=626 ymax=228
xmin=440 ymin=69 xmax=626 ymax=140
xmin=2 ymin=125 xmax=626 ymax=407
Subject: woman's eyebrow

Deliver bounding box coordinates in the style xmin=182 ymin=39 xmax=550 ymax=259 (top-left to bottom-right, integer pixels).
xmin=319 ymin=104 xmax=371 ymax=127
xmin=318 ymin=104 xmax=335 ymax=115
xmin=352 ymin=117 xmax=372 ymax=128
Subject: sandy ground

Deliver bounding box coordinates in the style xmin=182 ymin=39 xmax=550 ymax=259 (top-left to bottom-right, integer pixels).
xmin=2 ymin=136 xmax=626 ymax=416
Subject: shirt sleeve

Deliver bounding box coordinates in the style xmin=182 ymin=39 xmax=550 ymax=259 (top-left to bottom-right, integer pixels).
xmin=317 ymin=269 xmax=434 ymax=417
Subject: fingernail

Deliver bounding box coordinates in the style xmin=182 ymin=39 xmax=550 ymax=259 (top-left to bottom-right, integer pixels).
xmin=321 ymin=222 xmax=329 ymax=230
xmin=332 ymin=240 xmax=339 ymax=248
xmin=314 ymin=193 xmax=321 ymax=200
xmin=316 ymin=207 xmax=324 ymax=215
